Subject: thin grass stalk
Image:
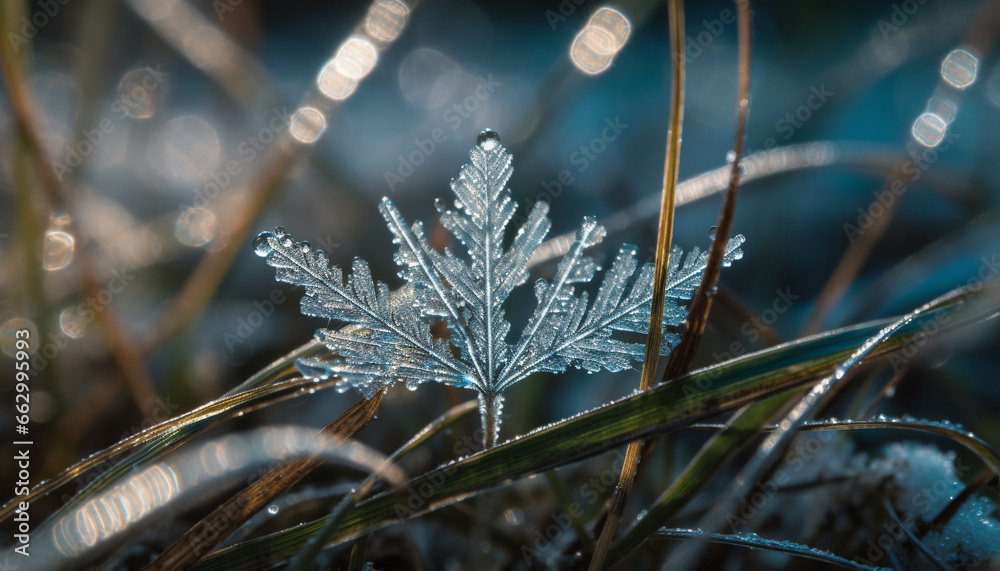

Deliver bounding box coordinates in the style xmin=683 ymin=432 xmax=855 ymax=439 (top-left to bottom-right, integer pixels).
xmin=588 ymin=0 xmax=686 ymax=566
xmin=662 ymin=0 xmax=752 ymax=383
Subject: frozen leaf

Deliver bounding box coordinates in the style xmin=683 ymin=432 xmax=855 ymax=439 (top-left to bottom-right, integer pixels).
xmin=255 ymin=130 xmax=745 ymax=440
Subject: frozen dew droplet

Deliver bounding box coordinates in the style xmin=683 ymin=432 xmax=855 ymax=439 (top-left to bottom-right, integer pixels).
xmin=267 ymin=504 xmax=279 ymax=515
xmin=43 ymin=229 xmax=75 ymax=270
xmin=253 ymin=232 xmax=274 ymax=257
xmin=941 ymin=48 xmax=978 ymax=89
xmin=708 ymin=226 xmax=718 ymax=239
xmin=434 ymin=197 xmax=446 ymax=212
xmin=726 ymin=150 xmax=737 ymax=164
xmin=911 ymin=112 xmax=947 ymax=147
xmin=476 ymin=129 xmax=500 ymax=150
xmin=289 ymin=107 xmax=327 ymax=144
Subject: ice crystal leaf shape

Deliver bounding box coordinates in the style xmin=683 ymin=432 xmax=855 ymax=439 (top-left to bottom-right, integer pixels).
xmin=254 ymin=130 xmax=745 ymax=442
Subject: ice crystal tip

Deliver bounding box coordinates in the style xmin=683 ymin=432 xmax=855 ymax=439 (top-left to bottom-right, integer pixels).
xmin=476 ymin=128 xmax=500 ymax=150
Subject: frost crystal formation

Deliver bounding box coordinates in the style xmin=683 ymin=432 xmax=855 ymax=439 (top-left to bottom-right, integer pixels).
xmin=254 ymin=130 xmax=744 ymax=441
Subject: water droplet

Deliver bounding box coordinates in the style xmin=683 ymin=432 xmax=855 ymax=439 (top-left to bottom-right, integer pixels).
xmin=476 ymin=129 xmax=500 ymax=150
xmin=253 ymin=232 xmax=274 ymax=257
xmin=434 ymin=197 xmax=446 ymax=212
xmin=43 ymin=229 xmax=75 ymax=270
xmin=504 ymin=508 xmax=523 ymax=525
xmin=708 ymin=226 xmax=718 ymax=239
xmin=267 ymin=504 xmax=279 ymax=515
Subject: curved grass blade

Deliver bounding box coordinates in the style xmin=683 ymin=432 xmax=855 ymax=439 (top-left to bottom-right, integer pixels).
xmin=285 ymin=400 xmax=479 ymax=570
xmin=20 ymin=426 xmax=405 ymax=571
xmin=0 ymin=341 xmax=326 ymax=524
xmin=695 ymin=416 xmax=1000 ymax=474
xmin=664 ymin=283 xmax=1000 ymax=571
xmin=649 ymin=529 xmax=883 ymax=571
xmin=610 ymin=414 xmax=1000 ymax=564
xmin=145 ymin=392 xmax=385 ymax=571
xmin=191 ymin=284 xmax=1000 ymax=570
xmin=606 ymin=390 xmax=801 ymax=567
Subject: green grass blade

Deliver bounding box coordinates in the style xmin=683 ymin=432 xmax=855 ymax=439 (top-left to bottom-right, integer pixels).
xmin=1 ymin=341 xmax=326 ymax=524
xmin=193 ymin=285 xmax=1000 ymax=570
xmin=649 ymin=529 xmax=883 ymax=571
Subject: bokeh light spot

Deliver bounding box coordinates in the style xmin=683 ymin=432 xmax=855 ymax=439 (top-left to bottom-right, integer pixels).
xmin=43 ymin=230 xmax=75 ymax=271
xmin=175 ymin=208 xmax=217 ymax=247
xmin=289 ymin=107 xmax=327 ymax=143
xmin=941 ymin=48 xmax=978 ymax=89
xmin=912 ymin=112 xmax=948 ymax=147
xmin=365 ymin=0 xmax=409 ymax=42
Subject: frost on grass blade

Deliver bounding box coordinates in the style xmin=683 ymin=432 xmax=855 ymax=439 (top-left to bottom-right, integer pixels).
xmin=254 ymin=130 xmax=745 ymax=440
